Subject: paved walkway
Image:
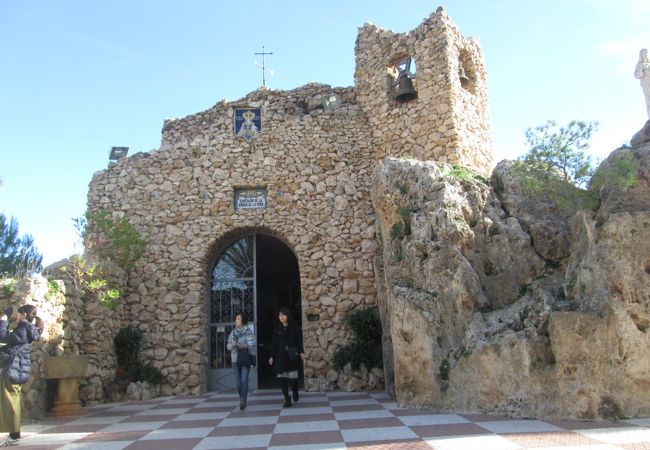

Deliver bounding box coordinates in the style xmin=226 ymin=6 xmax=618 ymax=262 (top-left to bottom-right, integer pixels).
xmin=14 ymin=390 xmax=650 ymax=449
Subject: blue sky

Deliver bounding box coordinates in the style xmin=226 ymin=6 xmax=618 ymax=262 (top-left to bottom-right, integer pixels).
xmin=1 ymin=0 xmax=649 ymax=267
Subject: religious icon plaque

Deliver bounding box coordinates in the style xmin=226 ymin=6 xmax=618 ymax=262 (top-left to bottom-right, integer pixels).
xmin=233 ymin=108 xmax=262 ymax=141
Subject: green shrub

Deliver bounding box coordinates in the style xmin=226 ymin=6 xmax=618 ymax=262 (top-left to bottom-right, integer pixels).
xmin=333 ymin=307 xmax=383 ymax=371
xmin=347 ymin=307 xmax=381 ymax=342
xmin=114 ymin=325 xmax=142 ymax=369
xmin=447 ymin=165 xmax=488 ymax=184
xmin=389 ymin=205 xmax=415 ymax=241
xmin=399 ymin=206 xmax=412 ymax=218
xmin=390 ymin=222 xmax=404 ymax=240
xmin=114 ymin=325 xmax=164 ymax=385
xmin=0 ymin=278 xmax=17 ymax=298
xmin=143 ymin=363 xmax=164 ymax=384
xmin=75 ymin=210 xmax=147 ymax=271
xmin=45 ymin=280 xmax=61 ymax=300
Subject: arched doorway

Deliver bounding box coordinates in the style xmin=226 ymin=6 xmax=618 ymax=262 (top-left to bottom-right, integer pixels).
xmin=208 ymin=233 xmax=301 ymax=391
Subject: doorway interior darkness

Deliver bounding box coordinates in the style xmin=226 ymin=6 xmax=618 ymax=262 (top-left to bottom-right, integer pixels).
xmin=255 ymin=234 xmax=302 ymax=388
xmin=208 ymin=233 xmax=301 ymax=391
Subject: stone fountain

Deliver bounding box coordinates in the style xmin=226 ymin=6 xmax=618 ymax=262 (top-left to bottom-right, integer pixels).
xmin=43 ymin=355 xmax=89 ymax=416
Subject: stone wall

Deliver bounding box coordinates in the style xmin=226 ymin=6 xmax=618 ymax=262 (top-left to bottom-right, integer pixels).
xmin=0 ymin=271 xmax=120 ymax=418
xmin=87 ymin=83 xmax=379 ymax=393
xmin=355 ymin=7 xmax=492 ymax=174
xmin=80 ymin=8 xmax=491 ymax=397
xmin=0 ymin=276 xmax=55 ymax=419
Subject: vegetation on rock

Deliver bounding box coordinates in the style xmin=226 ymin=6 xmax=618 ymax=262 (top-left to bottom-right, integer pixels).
xmin=446 ymin=165 xmax=488 ymax=185
xmin=61 ymin=210 xmax=147 ymax=309
xmin=75 ymin=210 xmax=146 ymax=272
xmin=514 ymin=120 xmax=639 ymax=210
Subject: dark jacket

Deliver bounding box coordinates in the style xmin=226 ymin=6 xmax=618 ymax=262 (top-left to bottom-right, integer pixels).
xmin=270 ymin=323 xmax=304 ymax=374
xmin=0 ymin=319 xmax=41 ymax=384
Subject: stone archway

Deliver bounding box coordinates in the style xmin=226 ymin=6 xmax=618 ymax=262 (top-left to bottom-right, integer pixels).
xmin=208 ymin=232 xmax=301 ymax=391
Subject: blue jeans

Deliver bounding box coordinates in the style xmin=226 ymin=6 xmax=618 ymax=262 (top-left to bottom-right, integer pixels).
xmin=234 ymin=363 xmax=251 ymax=400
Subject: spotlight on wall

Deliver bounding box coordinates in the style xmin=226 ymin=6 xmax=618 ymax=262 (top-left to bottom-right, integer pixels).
xmin=108 ymin=146 xmax=129 ymax=166
xmin=321 ymin=93 xmax=341 ymax=110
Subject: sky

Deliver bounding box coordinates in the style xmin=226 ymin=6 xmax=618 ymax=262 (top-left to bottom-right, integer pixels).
xmin=1 ymin=0 xmax=649 ymax=267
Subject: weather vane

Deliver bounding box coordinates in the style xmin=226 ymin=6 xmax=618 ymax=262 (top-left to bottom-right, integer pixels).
xmin=254 ymin=46 xmax=274 ymax=87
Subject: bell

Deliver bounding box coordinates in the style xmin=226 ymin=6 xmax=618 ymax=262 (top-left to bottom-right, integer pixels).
xmin=394 ymin=76 xmax=417 ymax=102
xmin=459 ymin=66 xmax=470 ymax=85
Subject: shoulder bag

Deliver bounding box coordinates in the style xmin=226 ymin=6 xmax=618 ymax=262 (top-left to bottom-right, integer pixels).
xmin=237 ymin=347 xmax=256 ymax=367
xmin=285 ymin=345 xmax=299 ymax=362
xmin=279 ymin=329 xmax=299 ymax=362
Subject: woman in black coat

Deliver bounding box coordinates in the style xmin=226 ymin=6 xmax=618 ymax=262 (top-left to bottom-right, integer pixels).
xmin=0 ymin=305 xmax=43 ymax=447
xmin=268 ymin=307 xmax=304 ymax=407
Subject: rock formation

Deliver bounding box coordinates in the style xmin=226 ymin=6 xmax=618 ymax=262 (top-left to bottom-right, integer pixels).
xmin=372 ymin=143 xmax=650 ymax=419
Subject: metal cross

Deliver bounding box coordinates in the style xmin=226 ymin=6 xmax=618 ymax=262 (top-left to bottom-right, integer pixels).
xmin=254 ymin=46 xmax=274 ymax=87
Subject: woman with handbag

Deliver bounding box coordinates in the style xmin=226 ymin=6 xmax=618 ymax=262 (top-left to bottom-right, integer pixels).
xmin=226 ymin=313 xmax=256 ymax=410
xmin=268 ymin=307 xmax=304 ymax=407
xmin=0 ymin=305 xmax=43 ymax=447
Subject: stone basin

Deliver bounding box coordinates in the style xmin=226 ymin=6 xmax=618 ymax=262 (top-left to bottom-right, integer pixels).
xmin=44 ymin=355 xmax=89 ymax=379
xmin=43 ymin=355 xmax=89 ymax=416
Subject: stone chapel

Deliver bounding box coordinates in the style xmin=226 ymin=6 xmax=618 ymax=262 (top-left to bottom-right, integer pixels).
xmin=86 ymin=7 xmax=492 ymax=394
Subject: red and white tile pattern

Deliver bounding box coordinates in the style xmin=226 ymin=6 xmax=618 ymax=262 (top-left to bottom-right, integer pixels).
xmin=13 ymin=391 xmax=650 ymax=449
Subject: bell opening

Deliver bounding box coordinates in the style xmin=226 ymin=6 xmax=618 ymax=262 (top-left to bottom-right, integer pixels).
xmin=390 ymin=57 xmax=418 ymax=103
xmin=394 ymin=76 xmax=418 ymax=103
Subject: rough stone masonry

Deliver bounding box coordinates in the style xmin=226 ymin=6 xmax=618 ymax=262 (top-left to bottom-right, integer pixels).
xmin=85 ymin=7 xmax=491 ymax=397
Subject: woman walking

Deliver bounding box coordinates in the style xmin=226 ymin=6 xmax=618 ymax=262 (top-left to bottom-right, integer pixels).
xmin=0 ymin=305 xmax=43 ymax=447
xmin=269 ymin=307 xmax=304 ymax=407
xmin=227 ymin=313 xmax=256 ymax=410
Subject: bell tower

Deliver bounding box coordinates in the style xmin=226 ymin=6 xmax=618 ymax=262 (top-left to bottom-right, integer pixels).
xmin=354 ymin=7 xmax=492 ymax=175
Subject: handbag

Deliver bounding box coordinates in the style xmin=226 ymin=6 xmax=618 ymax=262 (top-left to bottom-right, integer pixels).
xmin=285 ymin=345 xmax=299 ymax=362
xmin=237 ymin=347 xmax=256 ymax=367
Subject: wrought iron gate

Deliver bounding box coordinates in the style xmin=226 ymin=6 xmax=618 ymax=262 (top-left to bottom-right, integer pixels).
xmin=209 ymin=235 xmax=257 ymax=391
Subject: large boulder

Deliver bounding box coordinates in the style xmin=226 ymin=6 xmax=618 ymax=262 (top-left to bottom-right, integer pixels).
xmin=631 ymin=120 xmax=650 ymax=147
xmin=492 ymin=160 xmax=573 ymax=264
xmin=372 ymin=144 xmax=650 ymax=419
xmin=372 ymin=158 xmax=550 ymax=413
xmin=550 ymin=143 xmax=650 ymax=418
xmin=593 ymin=145 xmax=650 ymax=224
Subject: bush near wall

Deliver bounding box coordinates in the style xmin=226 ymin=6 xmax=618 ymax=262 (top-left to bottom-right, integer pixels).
xmin=114 ymin=325 xmax=163 ymax=388
xmin=333 ymin=307 xmax=383 ymax=371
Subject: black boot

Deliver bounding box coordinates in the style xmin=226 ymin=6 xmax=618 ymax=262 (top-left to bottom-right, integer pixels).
xmin=281 ymin=379 xmax=292 ymax=407
xmin=291 ymin=379 xmax=299 ymax=402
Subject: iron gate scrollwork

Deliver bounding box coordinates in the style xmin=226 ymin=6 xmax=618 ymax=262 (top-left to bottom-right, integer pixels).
xmin=210 ymin=236 xmax=256 ymax=372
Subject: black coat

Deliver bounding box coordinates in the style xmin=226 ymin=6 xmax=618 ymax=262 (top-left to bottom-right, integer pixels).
xmin=270 ymin=323 xmax=303 ymax=374
xmin=0 ymin=319 xmax=41 ymax=384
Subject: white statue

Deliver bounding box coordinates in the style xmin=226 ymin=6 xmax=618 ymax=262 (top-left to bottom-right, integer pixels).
xmin=635 ymin=48 xmax=650 ymax=119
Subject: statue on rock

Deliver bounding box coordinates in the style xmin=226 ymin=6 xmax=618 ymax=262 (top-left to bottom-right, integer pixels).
xmin=634 ymin=48 xmax=650 ymax=119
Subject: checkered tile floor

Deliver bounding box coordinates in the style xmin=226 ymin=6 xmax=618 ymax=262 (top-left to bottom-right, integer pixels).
xmin=14 ymin=390 xmax=650 ymax=449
